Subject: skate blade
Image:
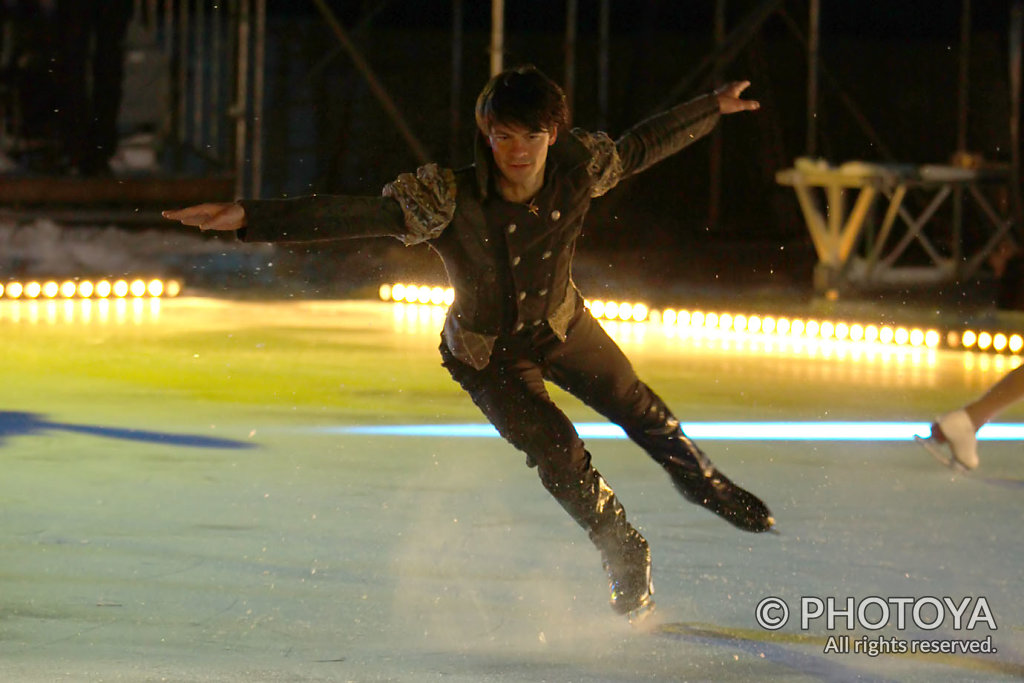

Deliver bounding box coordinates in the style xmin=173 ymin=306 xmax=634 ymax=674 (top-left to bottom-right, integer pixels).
xmin=627 ymin=600 xmax=657 ymax=627
xmin=914 ymin=435 xmax=968 ymax=473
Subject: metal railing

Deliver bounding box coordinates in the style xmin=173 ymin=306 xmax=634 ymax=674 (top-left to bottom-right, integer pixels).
xmin=139 ymin=0 xmax=264 ymax=199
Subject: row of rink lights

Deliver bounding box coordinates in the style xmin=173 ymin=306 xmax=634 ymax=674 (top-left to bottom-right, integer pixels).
xmin=0 ymin=296 xmax=164 ymax=325
xmin=377 ymin=282 xmax=1023 ymax=355
xmin=0 ymin=277 xmax=181 ymax=300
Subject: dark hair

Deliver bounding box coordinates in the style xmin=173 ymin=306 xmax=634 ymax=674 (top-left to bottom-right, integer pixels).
xmin=474 ymin=65 xmax=569 ymax=135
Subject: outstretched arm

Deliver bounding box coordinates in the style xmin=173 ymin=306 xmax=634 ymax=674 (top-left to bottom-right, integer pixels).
xmin=594 ymin=80 xmax=761 ymax=188
xmin=162 ymin=202 xmax=246 ymax=231
xmin=163 ymin=164 xmax=456 ymax=245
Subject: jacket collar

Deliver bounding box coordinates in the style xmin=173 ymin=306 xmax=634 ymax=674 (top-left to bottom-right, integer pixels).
xmin=472 ymin=128 xmax=591 ymax=200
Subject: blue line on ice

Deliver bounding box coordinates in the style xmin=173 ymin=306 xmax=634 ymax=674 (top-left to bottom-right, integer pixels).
xmin=315 ymin=422 xmax=1024 ymax=441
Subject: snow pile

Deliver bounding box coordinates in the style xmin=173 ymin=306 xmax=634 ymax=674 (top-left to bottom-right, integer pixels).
xmin=0 ymin=217 xmax=275 ymax=289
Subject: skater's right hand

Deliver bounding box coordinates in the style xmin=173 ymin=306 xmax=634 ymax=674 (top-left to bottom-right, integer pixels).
xmin=162 ymin=202 xmax=246 ymax=231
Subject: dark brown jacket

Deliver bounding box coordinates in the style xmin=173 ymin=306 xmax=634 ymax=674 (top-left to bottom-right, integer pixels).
xmin=239 ymin=93 xmax=721 ymax=369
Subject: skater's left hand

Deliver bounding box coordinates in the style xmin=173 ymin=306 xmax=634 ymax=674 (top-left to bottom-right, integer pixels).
xmin=163 ymin=202 xmax=246 ymax=231
xmin=715 ymin=80 xmax=760 ymax=114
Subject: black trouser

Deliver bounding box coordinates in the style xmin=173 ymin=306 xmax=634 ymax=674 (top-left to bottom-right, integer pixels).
xmin=440 ymin=306 xmax=698 ymax=508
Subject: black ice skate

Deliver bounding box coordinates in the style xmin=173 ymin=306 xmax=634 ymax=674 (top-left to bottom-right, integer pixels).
xmin=663 ymin=454 xmax=774 ymax=533
xmin=550 ymin=465 xmax=655 ymax=617
xmin=628 ymin=405 xmax=774 ymax=533
xmin=596 ymin=525 xmax=654 ymax=616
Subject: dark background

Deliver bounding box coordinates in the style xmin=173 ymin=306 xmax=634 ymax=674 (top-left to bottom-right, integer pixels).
xmin=256 ymin=0 xmax=1016 ymax=239
xmin=2 ymin=0 xmax=1020 ymax=302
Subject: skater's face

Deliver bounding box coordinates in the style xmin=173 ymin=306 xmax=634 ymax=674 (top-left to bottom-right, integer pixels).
xmin=487 ymin=122 xmax=557 ymax=193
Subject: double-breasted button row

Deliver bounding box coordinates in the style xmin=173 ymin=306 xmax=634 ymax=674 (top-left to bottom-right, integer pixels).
xmin=513 ymin=319 xmax=545 ymax=333
xmin=518 ymin=288 xmax=551 ymax=300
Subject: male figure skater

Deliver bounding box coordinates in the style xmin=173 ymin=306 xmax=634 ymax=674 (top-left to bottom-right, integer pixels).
xmin=164 ymin=65 xmax=773 ymax=620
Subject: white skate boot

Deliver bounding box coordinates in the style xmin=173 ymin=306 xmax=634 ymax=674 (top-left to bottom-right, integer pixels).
xmin=916 ymin=409 xmax=979 ymax=471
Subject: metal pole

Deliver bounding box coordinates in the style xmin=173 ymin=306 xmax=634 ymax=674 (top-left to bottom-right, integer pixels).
xmin=193 ymin=0 xmax=206 ymax=156
xmin=598 ymin=0 xmax=610 ymax=128
xmin=806 ymin=0 xmax=819 ymax=157
xmin=1010 ymin=2 xmax=1023 ymax=229
xmin=709 ymin=0 xmax=726 ymax=229
xmin=251 ymin=0 xmax=266 ymax=198
xmin=177 ymin=0 xmax=190 ymax=148
xmin=450 ymin=0 xmax=464 ymax=163
xmin=564 ymin=0 xmax=577 ymax=116
xmin=957 ymin=0 xmax=972 ymax=154
xmin=310 ymin=0 xmax=430 ymax=164
xmin=234 ymin=0 xmax=251 ymax=199
xmin=954 ymin=0 xmax=972 ymax=267
xmin=491 ymin=0 xmax=504 ymax=76
xmin=162 ymin=0 xmax=173 ymax=57
xmin=211 ymin=2 xmax=223 ymax=160
xmin=655 ymin=0 xmax=783 ymax=112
